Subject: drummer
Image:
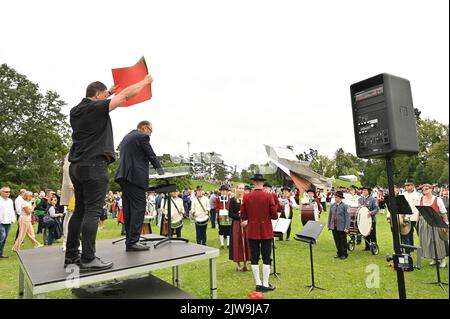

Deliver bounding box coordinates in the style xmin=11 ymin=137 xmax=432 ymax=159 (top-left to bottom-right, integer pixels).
xmin=358 ymin=186 xmax=378 ymax=251
xmin=306 ymin=189 xmax=323 ymax=220
xmin=161 ymin=189 xmax=185 ymax=238
xmin=190 ymin=185 xmax=210 ymax=245
xmin=347 ymin=185 xmax=362 ymax=246
xmin=215 ymin=185 xmax=232 ymax=249
xmin=328 ymin=190 xmax=350 ymax=260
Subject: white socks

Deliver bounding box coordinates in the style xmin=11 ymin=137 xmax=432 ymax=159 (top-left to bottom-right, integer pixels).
xmin=219 ymin=235 xmax=224 ymax=246
xmin=226 ymin=236 xmax=230 ymax=246
xmin=262 ymin=264 xmax=271 ymax=287
xmin=251 ymin=265 xmax=262 ymax=286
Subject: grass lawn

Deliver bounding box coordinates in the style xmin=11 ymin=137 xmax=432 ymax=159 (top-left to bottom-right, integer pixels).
xmin=0 ymin=209 xmax=448 ymax=299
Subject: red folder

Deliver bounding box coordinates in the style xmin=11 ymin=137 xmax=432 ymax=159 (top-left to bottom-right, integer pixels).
xmin=111 ymin=57 xmax=152 ymax=107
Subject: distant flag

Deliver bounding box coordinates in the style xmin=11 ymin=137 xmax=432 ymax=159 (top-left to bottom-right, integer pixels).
xmin=111 ymin=56 xmax=152 ymax=107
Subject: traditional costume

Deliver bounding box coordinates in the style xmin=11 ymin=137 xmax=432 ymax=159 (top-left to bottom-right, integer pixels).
xmin=190 ymin=186 xmax=210 ymax=245
xmin=241 ymin=174 xmax=278 ymax=292
xmin=358 ymin=186 xmax=378 ymax=251
xmin=229 ymin=196 xmax=251 ymax=266
xmin=161 ymin=194 xmax=184 ymax=238
xmin=328 ymin=191 xmax=351 ymax=259
xmin=215 ymin=185 xmax=232 ymax=249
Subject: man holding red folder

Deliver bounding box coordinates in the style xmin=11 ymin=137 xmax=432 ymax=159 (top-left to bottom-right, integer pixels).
xmin=65 ymin=74 xmax=153 ymax=272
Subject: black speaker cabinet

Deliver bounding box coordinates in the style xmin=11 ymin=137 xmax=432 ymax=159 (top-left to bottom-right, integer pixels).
xmin=350 ymin=73 xmax=419 ymax=159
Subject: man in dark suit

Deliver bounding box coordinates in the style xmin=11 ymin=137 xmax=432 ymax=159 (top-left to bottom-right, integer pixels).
xmin=115 ymin=121 xmax=164 ymax=251
xmin=328 ymin=191 xmax=350 ymax=259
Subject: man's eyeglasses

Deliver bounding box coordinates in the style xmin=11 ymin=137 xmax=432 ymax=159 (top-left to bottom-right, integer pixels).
xmin=2 ymin=191 xmax=10 ymax=193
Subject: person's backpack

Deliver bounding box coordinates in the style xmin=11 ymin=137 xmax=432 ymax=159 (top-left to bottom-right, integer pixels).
xmin=43 ymin=206 xmax=56 ymax=229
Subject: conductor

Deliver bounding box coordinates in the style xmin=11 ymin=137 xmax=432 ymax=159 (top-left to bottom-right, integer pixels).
xmin=115 ymin=121 xmax=164 ymax=251
xmin=65 ymin=74 xmax=153 ymax=272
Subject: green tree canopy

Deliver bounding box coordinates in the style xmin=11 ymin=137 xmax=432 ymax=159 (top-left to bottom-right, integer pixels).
xmin=0 ymin=64 xmax=70 ymax=194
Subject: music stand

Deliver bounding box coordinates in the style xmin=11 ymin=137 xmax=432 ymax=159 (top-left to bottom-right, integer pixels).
xmin=416 ymin=205 xmax=449 ymax=291
xmin=294 ymin=220 xmax=326 ymax=294
xmin=146 ymin=181 xmax=189 ymax=248
xmin=271 ymin=218 xmax=291 ymax=278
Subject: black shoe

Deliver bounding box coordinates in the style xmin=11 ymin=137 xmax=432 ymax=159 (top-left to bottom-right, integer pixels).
xmin=334 ymin=255 xmax=340 ymax=259
xmin=64 ymin=256 xmax=81 ymax=268
xmin=256 ymin=285 xmax=263 ymax=292
xmin=220 ymin=245 xmax=224 ymax=250
xmin=0 ymin=255 xmax=9 ymax=259
xmin=339 ymin=256 xmax=348 ymax=260
xmin=80 ymin=257 xmax=113 ymax=273
xmin=260 ymin=284 xmax=276 ymax=291
xmin=126 ymin=243 xmax=150 ymax=252
xmin=364 ymin=248 xmax=370 ymax=251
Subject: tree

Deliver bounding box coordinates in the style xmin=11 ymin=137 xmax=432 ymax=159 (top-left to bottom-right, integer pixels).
xmin=0 ymin=64 xmax=70 ymax=194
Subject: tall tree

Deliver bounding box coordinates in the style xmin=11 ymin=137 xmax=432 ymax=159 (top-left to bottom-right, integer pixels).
xmin=0 ymin=64 xmax=70 ymax=193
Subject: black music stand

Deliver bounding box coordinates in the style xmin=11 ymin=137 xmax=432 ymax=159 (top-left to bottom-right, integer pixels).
xmin=146 ymin=182 xmax=189 ymax=248
xmin=271 ymin=218 xmax=291 ymax=279
xmin=416 ymin=205 xmax=449 ymax=291
xmin=295 ymin=220 xmax=326 ymax=294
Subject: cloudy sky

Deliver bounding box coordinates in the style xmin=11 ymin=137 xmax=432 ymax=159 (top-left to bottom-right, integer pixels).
xmin=1 ymin=0 xmax=448 ymax=170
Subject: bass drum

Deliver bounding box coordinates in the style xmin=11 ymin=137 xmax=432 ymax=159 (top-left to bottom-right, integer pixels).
xmin=357 ymin=206 xmax=372 ymax=237
xmin=301 ymin=204 xmax=315 ymax=226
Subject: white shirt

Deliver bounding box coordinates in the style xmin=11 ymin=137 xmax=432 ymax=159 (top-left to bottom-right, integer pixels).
xmin=401 ymin=190 xmax=421 ymax=222
xmin=14 ymin=195 xmax=24 ymax=216
xmin=0 ymin=197 xmax=16 ymax=224
xmin=162 ymin=197 xmax=185 ymax=222
xmin=190 ymin=196 xmax=211 ymax=220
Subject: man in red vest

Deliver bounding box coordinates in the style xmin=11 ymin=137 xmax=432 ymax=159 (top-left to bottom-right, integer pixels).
xmin=241 ymin=174 xmax=278 ymax=292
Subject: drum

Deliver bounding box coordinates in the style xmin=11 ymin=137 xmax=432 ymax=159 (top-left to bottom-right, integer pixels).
xmin=171 ymin=215 xmax=183 ymax=229
xmin=301 ymin=204 xmax=315 ymax=226
xmin=143 ymin=214 xmax=153 ymax=224
xmin=357 ymin=206 xmax=372 ymax=237
xmin=218 ymin=209 xmax=232 ymax=226
xmin=195 ymin=215 xmax=209 ymax=226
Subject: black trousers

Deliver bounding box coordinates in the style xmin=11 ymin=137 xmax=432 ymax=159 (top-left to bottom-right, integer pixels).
xmin=365 ymin=222 xmax=377 ymax=250
xmin=195 ymin=224 xmax=207 ymax=245
xmin=249 ymin=239 xmax=272 ymax=265
xmin=119 ymin=180 xmax=146 ymax=247
xmin=66 ymin=161 xmax=109 ymax=262
xmin=332 ymin=230 xmax=348 ymax=257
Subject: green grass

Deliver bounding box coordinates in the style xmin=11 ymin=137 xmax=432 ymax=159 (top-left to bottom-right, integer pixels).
xmin=191 ymin=180 xmax=221 ymax=192
xmin=0 ymin=210 xmax=448 ymax=299
xmin=333 ymin=179 xmax=362 ymax=189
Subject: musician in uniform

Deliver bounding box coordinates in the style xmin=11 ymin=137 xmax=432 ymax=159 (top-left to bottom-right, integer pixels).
xmin=190 ymin=186 xmax=210 ymax=245
xmin=240 ymin=174 xmax=278 ymax=292
xmin=229 ymin=183 xmax=251 ymax=271
xmin=358 ymin=186 xmax=378 ymax=251
xmin=278 ymin=186 xmax=298 ymax=241
xmin=215 ymin=185 xmax=232 ymax=249
xmin=328 ymin=191 xmax=350 ymax=260
xmin=402 ymin=180 xmax=421 ymax=238
xmin=161 ymin=189 xmax=185 ymax=238
xmin=346 ymin=185 xmax=362 ymax=245
xmin=306 ymin=189 xmax=323 ymax=220
xmin=244 ymin=185 xmax=253 ymax=194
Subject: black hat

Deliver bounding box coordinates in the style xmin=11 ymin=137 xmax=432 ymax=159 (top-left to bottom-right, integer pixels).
xmin=263 ymin=182 xmax=272 ymax=188
xmin=281 ymin=185 xmax=291 ymax=191
xmin=361 ymin=186 xmax=372 ymax=192
xmin=306 ymin=189 xmax=315 ymax=194
xmin=195 ymin=185 xmax=203 ymax=191
xmin=250 ymin=174 xmax=266 ymax=182
xmin=244 ymin=185 xmax=252 ymax=191
xmin=334 ymin=190 xmax=345 ymax=199
xmin=219 ymin=184 xmax=229 ymax=191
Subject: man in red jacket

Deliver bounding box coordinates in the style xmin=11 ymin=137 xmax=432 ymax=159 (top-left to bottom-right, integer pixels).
xmin=241 ymin=174 xmax=278 ymax=292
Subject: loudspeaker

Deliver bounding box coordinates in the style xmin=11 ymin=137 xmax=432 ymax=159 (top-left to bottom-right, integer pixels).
xmin=350 ymin=73 xmax=419 ymax=159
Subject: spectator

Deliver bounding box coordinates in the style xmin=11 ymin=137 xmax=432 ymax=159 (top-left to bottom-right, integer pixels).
xmin=14 ymin=189 xmax=26 ymax=240
xmin=12 ymin=191 xmax=42 ymax=251
xmin=0 ymin=186 xmax=16 ymax=258
xmin=210 ymin=190 xmax=218 ymax=228
xmin=45 ymin=194 xmax=64 ymax=246
xmin=34 ymin=191 xmax=47 ymax=234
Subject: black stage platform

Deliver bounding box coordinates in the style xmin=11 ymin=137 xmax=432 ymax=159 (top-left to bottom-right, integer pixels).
xmin=17 ymin=234 xmax=219 ymax=299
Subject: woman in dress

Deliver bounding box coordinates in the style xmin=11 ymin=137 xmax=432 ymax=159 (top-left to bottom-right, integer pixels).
xmin=228 ymin=183 xmax=251 ymax=271
xmin=418 ymin=183 xmax=449 ymax=268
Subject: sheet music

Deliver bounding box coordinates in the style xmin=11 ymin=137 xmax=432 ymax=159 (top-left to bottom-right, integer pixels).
xmin=272 ymin=218 xmax=292 ymax=234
